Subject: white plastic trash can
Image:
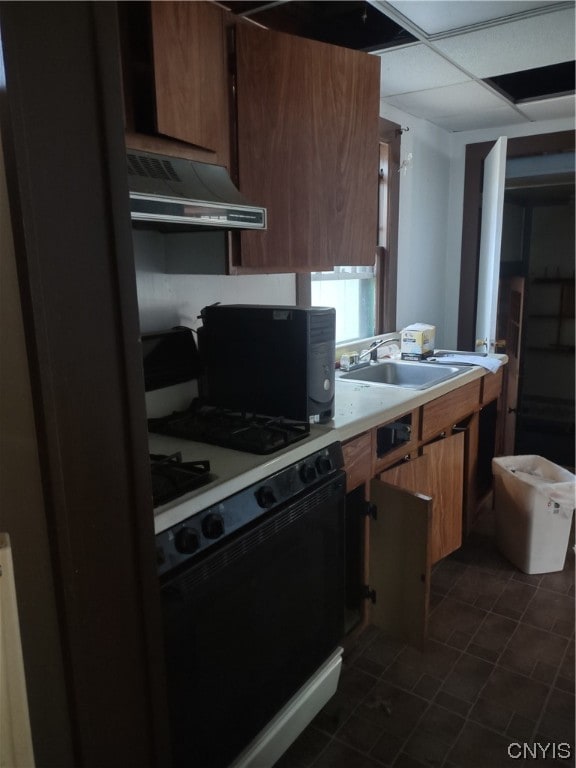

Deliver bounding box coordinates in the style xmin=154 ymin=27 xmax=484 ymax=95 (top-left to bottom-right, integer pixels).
xmin=493 ymin=455 xmax=575 ymax=574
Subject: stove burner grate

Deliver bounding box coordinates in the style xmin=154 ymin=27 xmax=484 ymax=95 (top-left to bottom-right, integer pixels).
xmin=148 ymin=402 xmax=310 ymax=455
xmin=150 ymin=452 xmax=214 ymax=506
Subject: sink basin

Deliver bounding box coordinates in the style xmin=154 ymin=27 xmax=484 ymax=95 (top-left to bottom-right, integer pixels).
xmin=339 ymin=360 xmax=469 ymax=390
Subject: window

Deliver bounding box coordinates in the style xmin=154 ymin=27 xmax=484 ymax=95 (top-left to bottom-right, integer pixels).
xmin=310 ymin=266 xmax=376 ymax=342
xmin=305 ymin=118 xmax=400 ymax=343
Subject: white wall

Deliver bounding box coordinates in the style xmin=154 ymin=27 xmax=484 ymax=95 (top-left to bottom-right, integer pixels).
xmin=380 ymin=103 xmax=453 ymax=345
xmin=381 ymin=97 xmax=574 ymax=349
xmin=133 ymin=230 xmax=296 ymax=333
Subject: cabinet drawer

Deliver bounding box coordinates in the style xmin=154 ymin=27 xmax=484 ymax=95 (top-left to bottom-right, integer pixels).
xmin=421 ymin=380 xmax=481 ymax=441
xmin=342 ymin=432 xmax=372 ymax=492
xmin=481 ymin=367 xmax=503 ymax=404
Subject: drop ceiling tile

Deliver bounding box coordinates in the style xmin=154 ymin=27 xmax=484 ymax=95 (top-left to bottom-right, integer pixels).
xmin=382 ymin=80 xmax=507 ymax=119
xmin=378 ymin=44 xmax=469 ymax=96
xmin=434 ymin=106 xmax=527 ymax=132
xmin=433 ymin=7 xmax=575 ymax=78
xmin=385 ymin=1 xmax=554 ymax=36
xmin=517 ymin=93 xmax=576 ymax=121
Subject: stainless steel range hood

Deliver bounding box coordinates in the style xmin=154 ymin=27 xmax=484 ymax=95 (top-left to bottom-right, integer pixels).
xmin=127 ymin=150 xmax=267 ymax=230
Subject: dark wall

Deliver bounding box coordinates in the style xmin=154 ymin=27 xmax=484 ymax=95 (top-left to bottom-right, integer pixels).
xmin=0 ymin=3 xmax=169 ymax=766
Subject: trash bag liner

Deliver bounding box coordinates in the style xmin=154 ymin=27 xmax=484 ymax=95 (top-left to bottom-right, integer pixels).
xmin=492 ymin=455 xmax=575 ymax=574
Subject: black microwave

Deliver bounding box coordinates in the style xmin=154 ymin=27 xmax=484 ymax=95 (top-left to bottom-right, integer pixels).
xmin=197 ymin=304 xmax=336 ymax=423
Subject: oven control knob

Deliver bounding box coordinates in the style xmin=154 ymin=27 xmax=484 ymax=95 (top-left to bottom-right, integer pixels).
xmin=174 ymin=526 xmax=200 ymax=555
xmin=255 ymin=485 xmax=276 ymax=509
xmin=299 ymin=463 xmax=316 ymax=484
xmin=315 ymin=455 xmax=332 ymax=475
xmin=202 ymin=513 xmax=224 ymax=539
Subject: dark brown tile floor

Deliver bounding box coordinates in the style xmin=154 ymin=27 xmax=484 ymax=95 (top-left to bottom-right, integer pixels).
xmin=276 ymin=505 xmax=575 ymax=768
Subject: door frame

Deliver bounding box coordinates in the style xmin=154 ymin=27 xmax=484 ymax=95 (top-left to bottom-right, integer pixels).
xmin=457 ymin=130 xmax=574 ymax=350
xmin=0 ymin=4 xmax=170 ymax=766
xmin=498 ymin=276 xmax=526 ymax=455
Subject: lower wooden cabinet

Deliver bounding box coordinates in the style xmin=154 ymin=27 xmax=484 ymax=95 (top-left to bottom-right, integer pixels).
xmin=423 ymin=432 xmax=465 ymax=563
xmin=368 ymin=479 xmax=431 ymax=648
xmin=342 ymin=431 xmax=372 ymax=492
xmin=368 ymin=431 xmax=465 ymax=647
xmin=378 ymin=432 xmax=464 ymax=565
xmin=340 ymin=368 xmax=504 ymax=648
xmin=421 ymin=380 xmax=481 ymax=442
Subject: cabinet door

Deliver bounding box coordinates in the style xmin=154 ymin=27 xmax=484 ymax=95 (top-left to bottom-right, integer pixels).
xmin=475 ymin=136 xmax=507 ymax=353
xmin=151 ymin=1 xmax=230 ymax=159
xmin=234 ymin=23 xmax=379 ymax=271
xmin=369 ymin=475 xmax=432 ymax=649
xmin=122 ymin=1 xmax=231 ymax=167
xmin=422 ymin=432 xmax=464 ymax=563
xmin=378 ymin=432 xmax=464 ymax=564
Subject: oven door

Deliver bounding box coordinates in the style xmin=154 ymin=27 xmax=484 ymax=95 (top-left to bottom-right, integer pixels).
xmin=160 ymin=471 xmax=346 ymax=768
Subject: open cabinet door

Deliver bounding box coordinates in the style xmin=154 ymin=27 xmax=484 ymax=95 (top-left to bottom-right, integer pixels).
xmin=475 ymin=136 xmax=507 ymax=353
xmin=369 ymin=472 xmax=432 ymax=648
xmin=423 ymin=432 xmax=465 ymax=563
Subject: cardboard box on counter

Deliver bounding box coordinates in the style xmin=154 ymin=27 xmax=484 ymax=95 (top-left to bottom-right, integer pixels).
xmin=401 ymin=323 xmax=436 ymax=360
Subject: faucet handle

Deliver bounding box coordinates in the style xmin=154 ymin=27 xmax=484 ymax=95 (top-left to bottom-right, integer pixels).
xmin=340 ymin=353 xmax=359 ymax=371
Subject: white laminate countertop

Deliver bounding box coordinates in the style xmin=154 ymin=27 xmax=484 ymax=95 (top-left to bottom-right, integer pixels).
xmin=150 ymin=426 xmax=337 ymax=533
xmin=333 ymin=363 xmax=486 ymax=441
xmin=152 ymin=357 xmax=506 ymax=534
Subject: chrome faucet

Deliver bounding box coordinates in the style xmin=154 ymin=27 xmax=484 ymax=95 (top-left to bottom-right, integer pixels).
xmin=340 ymin=335 xmax=400 ymax=371
xmin=360 ymin=337 xmax=392 ymax=362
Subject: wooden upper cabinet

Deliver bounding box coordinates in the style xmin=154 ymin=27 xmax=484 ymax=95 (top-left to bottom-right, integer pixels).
xmin=234 ymin=23 xmax=380 ymax=272
xmin=121 ymin=1 xmax=231 ymax=168
xmin=151 ymin=2 xmax=229 ymax=154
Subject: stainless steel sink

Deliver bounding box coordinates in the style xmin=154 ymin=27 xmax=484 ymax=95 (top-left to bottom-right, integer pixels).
xmin=338 ymin=360 xmax=469 ymax=390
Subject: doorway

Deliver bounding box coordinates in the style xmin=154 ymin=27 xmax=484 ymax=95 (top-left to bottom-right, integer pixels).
xmin=500 ymin=181 xmax=575 ymax=468
xmin=458 ymin=130 xmax=575 ymax=468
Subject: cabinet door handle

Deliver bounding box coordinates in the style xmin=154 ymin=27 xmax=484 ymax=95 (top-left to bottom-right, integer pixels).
xmin=507 ymin=406 xmax=517 ymax=414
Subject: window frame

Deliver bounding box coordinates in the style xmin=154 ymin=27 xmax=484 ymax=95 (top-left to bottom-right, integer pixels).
xmin=376 ymin=117 xmax=401 ymax=333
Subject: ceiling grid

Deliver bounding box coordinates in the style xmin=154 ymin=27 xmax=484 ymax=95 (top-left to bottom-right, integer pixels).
xmin=223 ymin=0 xmax=575 ymax=132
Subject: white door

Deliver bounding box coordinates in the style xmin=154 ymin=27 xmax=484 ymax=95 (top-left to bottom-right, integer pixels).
xmin=475 ymin=137 xmax=507 ymax=352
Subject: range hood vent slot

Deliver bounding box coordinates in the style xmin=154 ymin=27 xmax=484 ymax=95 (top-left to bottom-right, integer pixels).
xmin=127 ymin=149 xmax=267 ymax=231
xmin=128 ymin=153 xmax=181 ymax=183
